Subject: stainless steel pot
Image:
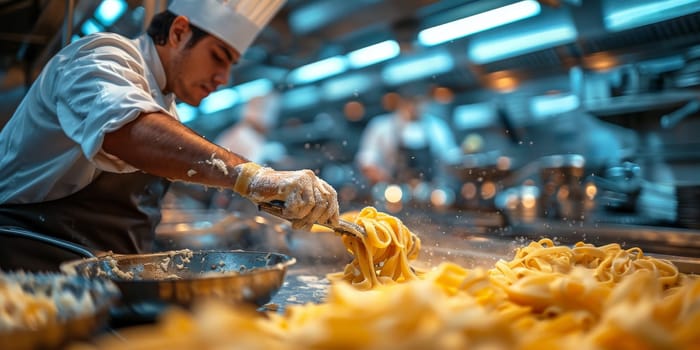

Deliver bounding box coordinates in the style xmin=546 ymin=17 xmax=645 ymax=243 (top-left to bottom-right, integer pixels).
xmin=154 ymin=209 xmax=296 ymax=252
xmin=61 ymin=250 xmax=296 ymax=308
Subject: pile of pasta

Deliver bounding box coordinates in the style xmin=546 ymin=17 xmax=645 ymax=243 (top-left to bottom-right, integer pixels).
xmin=0 ymin=272 xmax=116 ymax=333
xmin=78 ymin=209 xmax=700 ymax=350
xmin=0 ymin=275 xmax=57 ymax=331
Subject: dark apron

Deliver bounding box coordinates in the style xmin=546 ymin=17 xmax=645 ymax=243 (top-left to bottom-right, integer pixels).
xmin=0 ymin=171 xmax=170 ymax=271
xmin=395 ymin=144 xmax=434 ymax=184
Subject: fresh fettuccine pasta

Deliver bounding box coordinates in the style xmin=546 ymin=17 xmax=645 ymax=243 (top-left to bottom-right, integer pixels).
xmin=489 ymin=239 xmax=681 ymax=314
xmin=79 ymin=211 xmax=700 ymax=350
xmin=327 ymin=207 xmax=422 ymax=289
xmin=0 ymin=278 xmax=56 ymax=331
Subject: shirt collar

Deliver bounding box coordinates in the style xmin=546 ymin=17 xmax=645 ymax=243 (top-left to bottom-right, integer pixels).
xmin=133 ymin=34 xmax=169 ymax=96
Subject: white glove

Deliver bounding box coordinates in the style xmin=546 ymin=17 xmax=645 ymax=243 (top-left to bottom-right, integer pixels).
xmin=233 ymin=162 xmax=340 ymax=230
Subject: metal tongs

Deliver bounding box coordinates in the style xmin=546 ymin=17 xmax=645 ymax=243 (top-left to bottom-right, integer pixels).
xmin=258 ymin=201 xmax=366 ymax=238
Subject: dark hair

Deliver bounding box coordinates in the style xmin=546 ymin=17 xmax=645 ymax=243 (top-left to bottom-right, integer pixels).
xmin=146 ymin=10 xmax=209 ymax=48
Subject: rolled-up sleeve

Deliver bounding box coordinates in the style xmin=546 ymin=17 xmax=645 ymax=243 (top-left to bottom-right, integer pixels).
xmin=54 ymin=38 xmax=169 ymax=172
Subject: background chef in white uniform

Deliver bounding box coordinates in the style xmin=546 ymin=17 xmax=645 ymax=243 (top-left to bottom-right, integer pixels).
xmin=215 ymin=91 xmax=287 ymax=166
xmin=0 ymin=0 xmax=339 ymax=271
xmin=355 ymin=91 xmax=460 ymax=186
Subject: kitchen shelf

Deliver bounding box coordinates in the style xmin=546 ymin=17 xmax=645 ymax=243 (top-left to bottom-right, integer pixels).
xmin=585 ymin=90 xmax=698 ymax=117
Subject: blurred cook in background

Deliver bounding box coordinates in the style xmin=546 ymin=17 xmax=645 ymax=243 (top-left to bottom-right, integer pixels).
xmin=215 ymin=91 xmax=287 ymax=166
xmin=355 ymin=90 xmax=461 ymax=187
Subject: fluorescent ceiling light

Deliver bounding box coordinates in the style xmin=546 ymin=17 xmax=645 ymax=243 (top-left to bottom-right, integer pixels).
xmin=468 ymin=21 xmax=577 ymax=64
xmin=95 ymin=0 xmax=127 ymax=27
xmin=199 ymin=88 xmax=239 ymax=114
xmin=289 ymin=1 xmax=370 ymax=34
xmin=604 ymin=0 xmax=700 ymax=32
xmin=131 ymin=6 xmax=145 ymax=22
xmin=530 ymin=93 xmax=580 ymax=120
xmin=347 ymin=40 xmax=401 ymax=69
xmin=381 ymin=50 xmax=454 ymax=85
xmin=282 ymin=86 xmax=320 ymax=110
xmin=288 ymin=56 xmax=348 ymax=85
xmin=176 ymin=103 xmax=199 ymax=123
xmin=81 ymin=19 xmax=104 ymax=35
xmin=418 ymin=0 xmax=541 ymax=47
xmin=322 ymin=73 xmax=375 ymax=100
xmin=235 ymin=78 xmax=273 ymax=102
xmin=453 ymin=102 xmax=497 ymax=130
xmin=195 ymin=79 xmax=273 ymax=116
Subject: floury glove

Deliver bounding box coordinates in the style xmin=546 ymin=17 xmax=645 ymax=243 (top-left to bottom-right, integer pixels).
xmin=232 ymin=162 xmax=340 ymax=231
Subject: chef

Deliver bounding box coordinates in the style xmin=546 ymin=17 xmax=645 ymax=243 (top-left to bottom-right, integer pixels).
xmin=215 ymin=91 xmax=286 ymax=166
xmin=0 ymin=0 xmax=339 ymax=271
xmin=355 ymin=91 xmax=460 ymax=186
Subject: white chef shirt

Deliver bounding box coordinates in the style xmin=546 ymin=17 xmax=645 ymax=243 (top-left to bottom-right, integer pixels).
xmin=0 ymin=32 xmax=177 ymax=204
xmin=355 ymin=112 xmax=460 ymax=177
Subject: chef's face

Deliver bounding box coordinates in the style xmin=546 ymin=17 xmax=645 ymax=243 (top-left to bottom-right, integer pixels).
xmin=398 ymin=98 xmax=420 ymax=122
xmin=164 ymin=16 xmax=239 ymax=106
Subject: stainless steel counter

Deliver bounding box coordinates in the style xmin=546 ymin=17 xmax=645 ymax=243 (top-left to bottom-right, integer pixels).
xmin=155 ymin=207 xmax=700 ymax=312
xmin=266 ymin=221 xmax=521 ymax=311
xmin=265 ymin=209 xmax=700 ymax=311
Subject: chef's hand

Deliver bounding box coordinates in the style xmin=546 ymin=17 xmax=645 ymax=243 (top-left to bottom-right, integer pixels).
xmin=232 ymin=162 xmax=340 ymax=230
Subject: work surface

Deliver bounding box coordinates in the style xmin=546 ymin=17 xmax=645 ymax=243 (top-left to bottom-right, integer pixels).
xmin=268 ymin=220 xmax=521 ymax=310
xmin=156 ymin=206 xmax=700 ymax=312
xmin=268 ymin=208 xmax=700 ymax=310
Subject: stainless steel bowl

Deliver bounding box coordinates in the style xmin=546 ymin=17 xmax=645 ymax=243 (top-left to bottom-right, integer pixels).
xmin=61 ymin=250 xmax=296 ymax=310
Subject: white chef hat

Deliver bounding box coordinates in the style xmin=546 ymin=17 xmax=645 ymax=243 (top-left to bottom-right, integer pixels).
xmin=168 ymin=0 xmax=286 ymax=55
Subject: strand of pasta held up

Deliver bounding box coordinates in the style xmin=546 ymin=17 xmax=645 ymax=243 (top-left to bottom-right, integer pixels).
xmin=327 ymin=206 xmax=422 ymax=289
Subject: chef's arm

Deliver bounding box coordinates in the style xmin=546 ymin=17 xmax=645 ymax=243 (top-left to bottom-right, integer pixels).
xmin=102 ymin=111 xmax=340 ymax=229
xmin=102 ymin=111 xmax=246 ymax=187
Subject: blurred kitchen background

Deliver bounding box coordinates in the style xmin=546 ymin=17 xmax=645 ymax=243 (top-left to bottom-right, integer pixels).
xmin=2 ymin=0 xmax=700 ymax=257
